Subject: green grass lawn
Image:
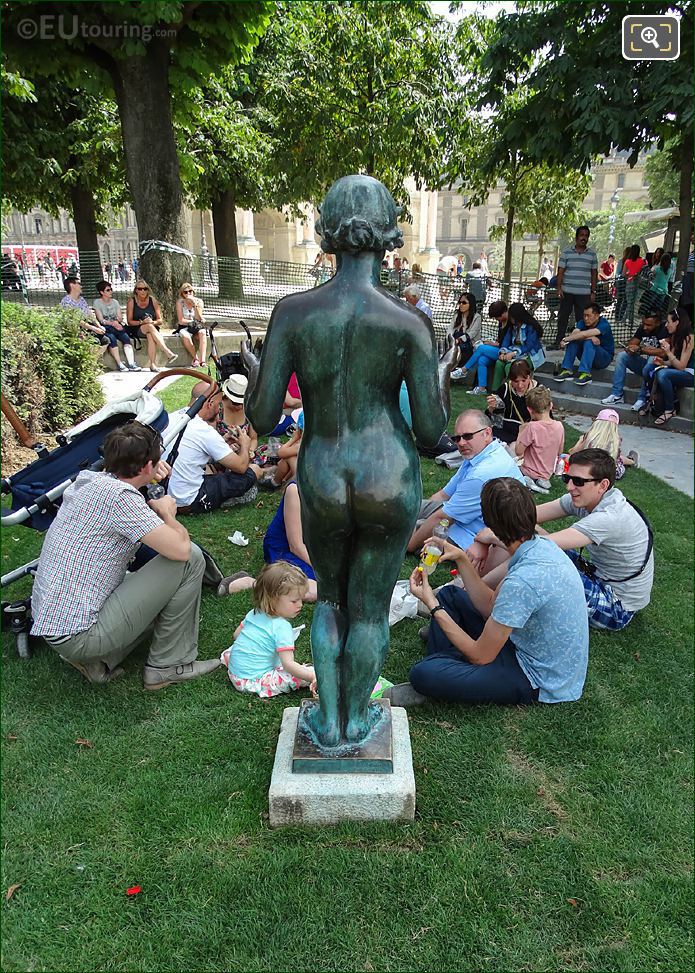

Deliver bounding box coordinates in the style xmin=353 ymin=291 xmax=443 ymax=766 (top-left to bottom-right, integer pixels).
xmin=2 ymin=382 xmax=692 ymax=972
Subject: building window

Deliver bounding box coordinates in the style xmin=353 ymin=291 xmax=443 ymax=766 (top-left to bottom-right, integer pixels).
xmin=34 ymin=217 xmax=43 ymax=235
xmin=460 ymin=219 xmax=468 ymax=241
xmin=617 ymin=173 xmax=625 ymax=189
xmin=496 ymin=215 xmax=506 ymax=226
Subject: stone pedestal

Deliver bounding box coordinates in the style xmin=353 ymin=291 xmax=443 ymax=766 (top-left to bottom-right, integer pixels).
xmin=268 ymin=706 xmax=416 ymax=827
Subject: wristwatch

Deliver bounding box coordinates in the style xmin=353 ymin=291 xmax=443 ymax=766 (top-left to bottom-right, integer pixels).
xmin=431 ymin=605 xmax=445 ymax=618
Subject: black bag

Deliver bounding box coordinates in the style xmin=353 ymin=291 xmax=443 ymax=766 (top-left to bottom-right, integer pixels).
xmin=416 ymin=433 xmax=457 ymax=459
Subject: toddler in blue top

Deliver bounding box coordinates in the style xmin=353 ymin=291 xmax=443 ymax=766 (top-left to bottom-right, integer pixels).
xmin=220 ymin=561 xmax=316 ymax=698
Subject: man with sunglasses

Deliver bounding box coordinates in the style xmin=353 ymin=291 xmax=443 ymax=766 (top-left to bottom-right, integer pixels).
xmin=407 ymin=410 xmax=524 ymax=556
xmin=477 ymin=448 xmax=653 ymax=631
xmin=164 ymin=381 xmax=264 ymax=514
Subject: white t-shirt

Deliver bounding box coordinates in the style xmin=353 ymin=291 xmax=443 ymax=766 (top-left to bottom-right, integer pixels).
xmin=164 ymin=413 xmax=232 ymax=505
xmin=559 ymin=488 xmax=654 ymax=611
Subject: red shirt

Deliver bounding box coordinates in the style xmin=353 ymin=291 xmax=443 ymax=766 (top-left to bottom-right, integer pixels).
xmin=623 ymin=258 xmax=647 ymax=279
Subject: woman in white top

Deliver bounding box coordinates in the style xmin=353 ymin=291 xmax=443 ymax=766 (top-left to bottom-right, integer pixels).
xmin=450 ymin=291 xmax=482 ymax=378
xmin=93 ymin=280 xmax=140 ymax=372
xmin=175 ymin=282 xmax=207 ymax=367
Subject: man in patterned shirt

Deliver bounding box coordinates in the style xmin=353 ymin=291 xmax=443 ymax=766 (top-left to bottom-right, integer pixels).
xmin=31 ymin=422 xmax=220 ymax=688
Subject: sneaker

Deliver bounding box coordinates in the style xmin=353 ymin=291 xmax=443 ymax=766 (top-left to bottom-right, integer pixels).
xmin=631 ymin=398 xmax=646 ymax=412
xmin=554 ymin=369 xmax=573 ymax=382
xmin=536 ymin=478 xmax=552 ymax=491
xmin=466 ymin=386 xmax=487 ymax=395
xmin=257 ymin=474 xmax=282 ymax=491
xmin=117 ymin=363 xmax=128 ymax=372
xmin=127 ymin=363 xmax=142 ymax=372
xmin=450 ymin=368 xmax=463 ymax=380
xmin=575 ymin=372 xmax=592 ymax=386
xmin=381 ymin=682 xmax=429 ymax=707
xmin=60 ymin=656 xmax=125 ymax=684
xmin=418 ymin=625 xmax=430 ymax=643
xmin=601 ymin=393 xmax=623 ymax=404
xmin=627 ymin=449 xmax=640 ymax=469
xmin=524 ymin=476 xmax=550 ymax=494
xmin=220 ymin=484 xmax=259 ymax=507
xmin=143 ymin=658 xmax=221 ymax=691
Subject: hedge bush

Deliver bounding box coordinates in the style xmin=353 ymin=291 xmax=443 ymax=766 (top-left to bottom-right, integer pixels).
xmin=1 ymin=303 xmax=104 ymax=451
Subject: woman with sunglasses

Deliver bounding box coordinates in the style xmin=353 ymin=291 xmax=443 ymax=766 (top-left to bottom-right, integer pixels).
xmin=489 ymin=303 xmax=545 ymax=392
xmin=641 ymin=308 xmax=693 ymax=426
xmin=449 ymin=292 xmax=481 ymax=378
xmin=126 ymin=279 xmax=177 ymax=372
xmin=175 ymin=282 xmax=208 ymax=367
xmin=93 ymin=280 xmax=141 ymax=372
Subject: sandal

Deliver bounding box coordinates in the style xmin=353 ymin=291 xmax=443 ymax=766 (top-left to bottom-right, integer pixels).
xmin=654 ymin=410 xmax=676 ymax=426
xmin=191 ymin=357 xmax=200 ymax=367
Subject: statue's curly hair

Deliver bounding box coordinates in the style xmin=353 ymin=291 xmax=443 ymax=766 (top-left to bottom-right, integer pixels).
xmin=317 ymin=175 xmax=404 ymax=255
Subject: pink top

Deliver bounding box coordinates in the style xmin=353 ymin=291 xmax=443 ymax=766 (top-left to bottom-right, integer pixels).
xmin=287 ymin=373 xmax=301 ymax=400
xmin=623 ymin=258 xmax=647 ymax=279
xmin=518 ymin=419 xmax=565 ymax=480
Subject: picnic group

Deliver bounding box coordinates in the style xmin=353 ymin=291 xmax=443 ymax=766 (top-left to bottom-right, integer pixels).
xmin=28 ymin=219 xmax=693 ymax=715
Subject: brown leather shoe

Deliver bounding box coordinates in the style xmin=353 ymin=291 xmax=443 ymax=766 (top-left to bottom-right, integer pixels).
xmin=60 ymin=657 xmax=125 ymax=685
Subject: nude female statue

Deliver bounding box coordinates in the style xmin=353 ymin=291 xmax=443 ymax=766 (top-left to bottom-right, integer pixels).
xmin=244 ymin=175 xmax=452 ymax=747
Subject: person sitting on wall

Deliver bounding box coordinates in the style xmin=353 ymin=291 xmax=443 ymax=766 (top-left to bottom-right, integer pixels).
xmin=60 ymin=276 xmax=109 ymax=352
xmin=175 ymin=282 xmax=208 ymax=367
xmin=554 ymin=302 xmax=615 ymax=387
xmin=93 ymin=279 xmax=141 ymax=372
xmin=385 ymin=477 xmax=589 ymax=708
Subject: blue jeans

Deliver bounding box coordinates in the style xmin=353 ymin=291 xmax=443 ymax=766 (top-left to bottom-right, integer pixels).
xmin=611 ymin=351 xmax=649 ymax=396
xmin=409 ymin=587 xmax=539 ymax=705
xmin=653 ymin=367 xmax=694 ymax=411
xmin=103 ymin=324 xmax=133 ymax=349
xmin=463 ymin=343 xmax=500 ymax=388
xmin=562 ymin=340 xmax=612 ymax=374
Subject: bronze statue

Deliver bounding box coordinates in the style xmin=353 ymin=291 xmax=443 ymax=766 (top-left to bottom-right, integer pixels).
xmin=244 ymin=175 xmax=452 ymax=748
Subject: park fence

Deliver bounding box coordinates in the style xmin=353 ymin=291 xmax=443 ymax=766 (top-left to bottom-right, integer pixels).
xmin=1 ymin=251 xmax=677 ymax=345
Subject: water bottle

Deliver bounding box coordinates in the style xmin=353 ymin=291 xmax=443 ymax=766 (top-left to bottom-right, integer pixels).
xmin=147 ymin=481 xmax=166 ymax=500
xmin=555 ymin=453 xmax=569 ymax=476
xmin=449 ymin=568 xmax=464 ymax=588
xmin=419 ymin=519 xmax=450 ymax=576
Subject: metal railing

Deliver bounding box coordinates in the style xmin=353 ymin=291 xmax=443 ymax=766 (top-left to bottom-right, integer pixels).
xmin=1 ymin=251 xmax=677 ymax=344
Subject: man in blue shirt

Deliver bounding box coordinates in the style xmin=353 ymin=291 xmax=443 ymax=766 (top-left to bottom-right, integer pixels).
xmin=555 ymin=301 xmax=614 ymax=386
xmin=407 ymin=410 xmax=524 ymax=554
xmin=403 ymin=284 xmax=433 ymax=321
xmin=387 ymin=477 xmax=589 ymax=707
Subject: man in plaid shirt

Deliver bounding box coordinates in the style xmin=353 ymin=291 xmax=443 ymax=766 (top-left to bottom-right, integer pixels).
xmin=31 ymin=422 xmax=221 ymax=688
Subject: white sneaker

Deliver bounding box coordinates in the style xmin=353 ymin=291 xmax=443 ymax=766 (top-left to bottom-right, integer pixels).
xmin=525 ymin=476 xmax=550 ymax=494
xmin=601 ymin=393 xmax=623 ymax=404
xmin=117 ymin=363 xmax=128 ymax=372
xmin=631 ymin=398 xmax=646 ymax=412
xmin=450 ymin=368 xmax=464 ymax=380
xmin=467 ymin=386 xmax=487 ymax=395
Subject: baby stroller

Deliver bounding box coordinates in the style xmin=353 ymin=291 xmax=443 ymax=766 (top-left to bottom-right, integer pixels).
xmin=208 ymin=319 xmax=263 ymax=383
xmin=1 ymin=368 xmax=218 ymax=658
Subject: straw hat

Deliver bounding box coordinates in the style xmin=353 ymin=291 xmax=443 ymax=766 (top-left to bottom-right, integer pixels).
xmin=220 ymin=374 xmax=248 ymax=404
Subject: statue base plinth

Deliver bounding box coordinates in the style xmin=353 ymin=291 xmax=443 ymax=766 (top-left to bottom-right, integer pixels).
xmin=292 ymin=699 xmax=393 ymax=774
xmin=268 ymin=706 xmax=415 ymax=827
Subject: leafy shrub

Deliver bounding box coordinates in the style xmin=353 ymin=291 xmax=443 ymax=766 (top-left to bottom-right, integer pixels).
xmin=1 ymin=303 xmax=104 ymax=451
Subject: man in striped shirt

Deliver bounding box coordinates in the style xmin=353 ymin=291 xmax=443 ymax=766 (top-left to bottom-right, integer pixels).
xmin=552 ymin=226 xmax=598 ymax=348
xmin=31 ymin=422 xmax=220 ymax=689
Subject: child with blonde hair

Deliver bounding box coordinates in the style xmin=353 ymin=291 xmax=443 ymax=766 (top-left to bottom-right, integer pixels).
xmin=220 ymin=561 xmax=316 ymax=698
xmin=514 ymin=385 xmax=564 ymax=493
xmin=568 ymin=408 xmax=638 ymax=479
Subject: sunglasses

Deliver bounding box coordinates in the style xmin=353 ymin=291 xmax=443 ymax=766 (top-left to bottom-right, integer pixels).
xmin=452 ymin=429 xmax=487 ymax=443
xmin=183 ymin=288 xmax=194 ymax=294
xmin=135 ymin=286 xmax=148 ymax=291
xmin=561 ymin=474 xmax=599 ymax=487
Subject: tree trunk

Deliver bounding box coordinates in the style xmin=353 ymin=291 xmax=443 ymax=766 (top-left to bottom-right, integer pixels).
xmin=537 ymin=234 xmax=546 ymax=277
xmin=676 ymin=135 xmax=693 ymax=279
xmin=107 ymin=38 xmax=190 ymax=323
xmin=212 ymin=187 xmax=243 ymax=300
xmin=69 ymin=179 xmax=101 ymax=300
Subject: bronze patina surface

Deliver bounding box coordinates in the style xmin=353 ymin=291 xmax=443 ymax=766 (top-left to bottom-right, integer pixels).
xmin=245 ymin=174 xmax=452 ymax=750
xmin=292 ymin=699 xmax=393 ymax=774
